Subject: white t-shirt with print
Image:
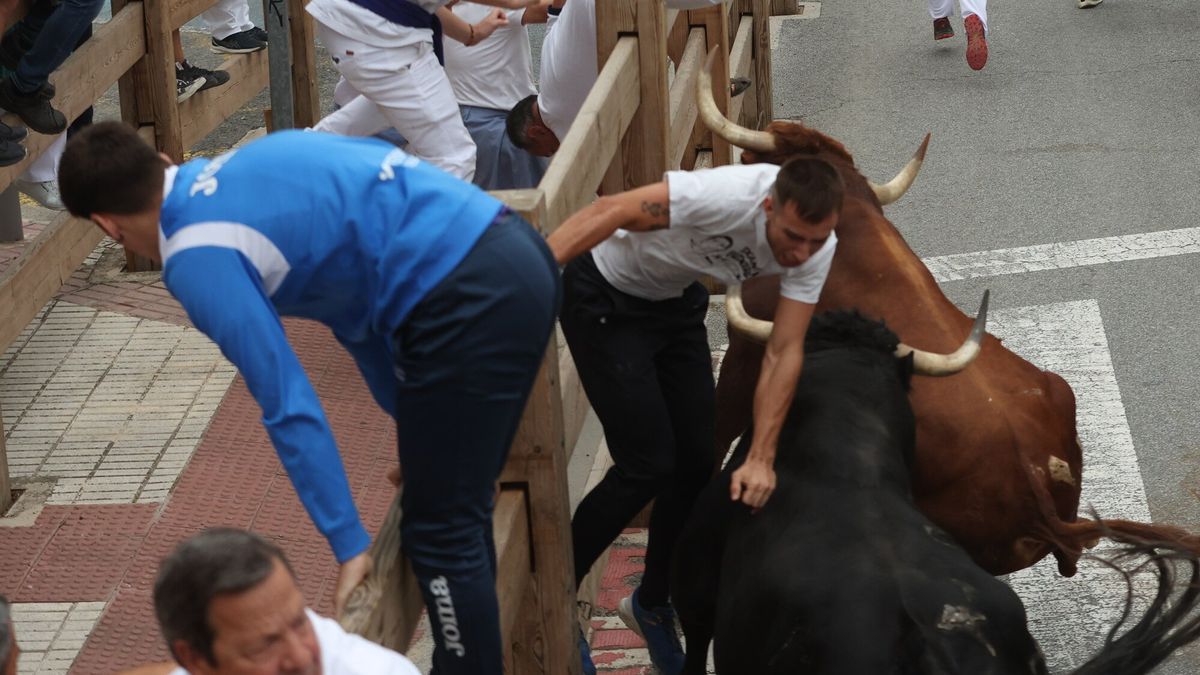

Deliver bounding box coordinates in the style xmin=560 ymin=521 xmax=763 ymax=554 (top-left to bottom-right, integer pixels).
xmin=167 ymin=609 xmax=420 ymax=675
xmin=592 ymin=164 xmax=838 ymax=304
xmin=443 ymin=4 xmax=536 ymax=111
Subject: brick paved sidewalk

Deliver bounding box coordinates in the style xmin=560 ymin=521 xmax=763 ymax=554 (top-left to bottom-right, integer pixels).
xmin=1 ymin=218 xmax=674 ymax=673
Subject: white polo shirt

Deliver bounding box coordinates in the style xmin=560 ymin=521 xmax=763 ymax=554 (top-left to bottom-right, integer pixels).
xmin=592 ymin=164 xmax=838 ymax=303
xmin=168 ymin=609 xmax=420 ymax=675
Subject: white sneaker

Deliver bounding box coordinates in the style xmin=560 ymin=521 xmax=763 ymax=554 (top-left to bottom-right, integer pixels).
xmin=1078 ymin=0 xmax=1103 ymax=7
xmin=15 ymin=179 xmax=65 ymax=211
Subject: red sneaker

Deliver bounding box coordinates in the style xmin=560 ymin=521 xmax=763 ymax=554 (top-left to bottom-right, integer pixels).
xmin=933 ymin=17 xmax=954 ymax=40
xmin=964 ymin=14 xmax=988 ymax=70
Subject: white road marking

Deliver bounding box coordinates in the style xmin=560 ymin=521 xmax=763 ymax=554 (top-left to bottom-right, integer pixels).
xmin=923 ymin=227 xmax=1200 ymax=282
xmin=991 ymin=300 xmax=1153 ymax=672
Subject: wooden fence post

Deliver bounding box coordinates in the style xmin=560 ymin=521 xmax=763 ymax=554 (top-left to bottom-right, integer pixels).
xmin=748 ymin=0 xmax=773 ymax=127
xmin=694 ymin=5 xmax=732 ymax=167
xmin=114 ymin=0 xmax=180 ymax=272
xmin=497 ymin=192 xmax=582 ymax=675
xmin=1 ymin=400 xmax=10 ymax=515
xmin=287 ymin=0 xmax=320 ymax=128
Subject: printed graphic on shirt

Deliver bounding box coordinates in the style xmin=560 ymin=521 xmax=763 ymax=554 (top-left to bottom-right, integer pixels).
xmin=188 ymin=149 xmax=239 ymax=197
xmin=379 ymin=148 xmax=421 ymax=181
xmin=690 ymin=235 xmax=763 ymax=281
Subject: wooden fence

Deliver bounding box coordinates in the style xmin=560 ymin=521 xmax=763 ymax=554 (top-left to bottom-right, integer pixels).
xmin=339 ymin=1 xmax=781 ymax=671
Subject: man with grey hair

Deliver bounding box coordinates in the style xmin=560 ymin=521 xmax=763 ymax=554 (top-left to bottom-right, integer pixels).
xmin=141 ymin=528 xmax=419 ymax=675
xmin=0 ymin=595 xmax=18 ymax=675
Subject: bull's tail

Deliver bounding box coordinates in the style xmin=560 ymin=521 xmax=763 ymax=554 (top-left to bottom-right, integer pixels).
xmin=1059 ymin=522 xmax=1200 ymax=675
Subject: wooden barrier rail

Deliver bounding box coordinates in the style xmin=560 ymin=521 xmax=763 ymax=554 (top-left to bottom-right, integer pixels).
xmin=340 ymin=1 xmax=781 ymax=671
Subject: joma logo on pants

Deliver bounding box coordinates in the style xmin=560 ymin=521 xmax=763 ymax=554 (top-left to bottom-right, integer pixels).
xmin=430 ymin=576 xmax=466 ymax=657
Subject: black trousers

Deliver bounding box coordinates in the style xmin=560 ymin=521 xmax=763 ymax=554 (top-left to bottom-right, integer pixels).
xmin=562 ymin=252 xmax=716 ymax=606
xmin=393 ymin=211 xmax=561 ymax=674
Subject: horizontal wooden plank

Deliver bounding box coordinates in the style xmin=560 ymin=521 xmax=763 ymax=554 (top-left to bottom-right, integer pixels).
xmin=540 ymin=37 xmax=640 ymax=230
xmin=339 ymin=489 xmax=532 ymax=653
xmin=668 ymin=28 xmax=706 ymax=169
xmin=559 ymin=346 xmax=589 ymax=460
xmin=493 ymin=488 xmax=531 ymax=642
xmin=0 ymin=2 xmax=145 ymax=190
xmin=338 ymin=491 xmax=421 ymax=651
xmin=180 ymin=49 xmax=271 ymax=149
xmin=0 ymin=213 xmax=102 ymax=350
xmin=168 ymin=0 xmax=218 ymax=31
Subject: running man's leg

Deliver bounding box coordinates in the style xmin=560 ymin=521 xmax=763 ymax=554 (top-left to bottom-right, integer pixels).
xmin=394 ymin=212 xmax=559 ymax=673
xmin=313 ymin=24 xmax=476 ymax=179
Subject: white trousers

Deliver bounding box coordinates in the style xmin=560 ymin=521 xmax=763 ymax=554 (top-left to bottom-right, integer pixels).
xmin=928 ymin=0 xmax=987 ymax=31
xmin=21 ymin=132 xmax=64 ymax=183
xmin=202 ymin=0 xmax=254 ymax=41
xmin=313 ymin=26 xmax=476 ymax=180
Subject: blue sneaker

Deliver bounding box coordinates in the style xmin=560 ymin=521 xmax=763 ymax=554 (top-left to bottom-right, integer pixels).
xmin=618 ymin=589 xmax=684 ymax=674
xmin=579 ymin=627 xmax=597 ymax=675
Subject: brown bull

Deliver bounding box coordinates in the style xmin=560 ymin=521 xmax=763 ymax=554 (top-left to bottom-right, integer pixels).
xmin=698 ymin=53 xmax=1198 ymax=576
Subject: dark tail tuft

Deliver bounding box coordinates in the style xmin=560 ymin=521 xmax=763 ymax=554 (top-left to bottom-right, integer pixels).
xmin=1072 ymin=516 xmax=1200 ymax=674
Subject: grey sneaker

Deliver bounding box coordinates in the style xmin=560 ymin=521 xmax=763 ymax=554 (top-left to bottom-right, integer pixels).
xmin=15 ymin=179 xmax=64 ymax=210
xmin=176 ymin=71 xmax=204 ymax=103
xmin=250 ymin=26 xmax=268 ymax=43
xmin=1079 ymin=0 xmax=1103 ymax=6
xmin=211 ymin=29 xmax=267 ymax=54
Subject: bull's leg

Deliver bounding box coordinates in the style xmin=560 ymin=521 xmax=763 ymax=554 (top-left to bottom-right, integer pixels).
xmin=713 ymin=330 xmax=763 ymax=465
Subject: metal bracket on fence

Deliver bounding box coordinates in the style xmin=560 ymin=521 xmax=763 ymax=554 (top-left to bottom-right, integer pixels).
xmin=0 ymin=184 xmax=23 ymax=243
xmin=264 ymin=0 xmax=295 ymax=130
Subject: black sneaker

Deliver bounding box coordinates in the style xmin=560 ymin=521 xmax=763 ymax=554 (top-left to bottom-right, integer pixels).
xmin=178 ymin=61 xmax=229 ymax=92
xmin=250 ymin=26 xmax=268 ymax=43
xmin=176 ymin=71 xmax=204 ymax=103
xmin=0 ymin=138 xmax=26 ymax=167
xmin=211 ymin=29 xmax=266 ymax=54
xmin=0 ymin=120 xmax=27 ymax=142
xmin=0 ymin=77 xmax=65 ymax=134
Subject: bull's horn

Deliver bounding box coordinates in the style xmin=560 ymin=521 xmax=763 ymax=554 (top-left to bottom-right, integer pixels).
xmin=725 ymin=284 xmax=773 ymax=343
xmin=896 ymin=290 xmax=990 ymax=376
xmin=868 ymin=133 xmax=931 ymax=205
xmin=698 ymin=51 xmax=776 ymax=153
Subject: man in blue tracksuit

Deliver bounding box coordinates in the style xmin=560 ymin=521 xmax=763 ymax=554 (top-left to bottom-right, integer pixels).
xmin=58 ymin=122 xmax=561 ymax=673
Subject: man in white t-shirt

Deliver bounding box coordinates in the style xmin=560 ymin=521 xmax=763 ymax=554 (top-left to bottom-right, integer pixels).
xmin=547 ymin=157 xmax=844 ymax=672
xmin=139 ymin=529 xmax=420 ymax=675
xmin=443 ymin=1 xmax=549 ymax=189
xmin=506 ymin=0 xmax=723 ymax=157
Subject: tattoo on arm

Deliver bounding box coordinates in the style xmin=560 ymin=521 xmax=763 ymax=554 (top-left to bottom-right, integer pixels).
xmin=640 ymin=200 xmax=670 ymax=229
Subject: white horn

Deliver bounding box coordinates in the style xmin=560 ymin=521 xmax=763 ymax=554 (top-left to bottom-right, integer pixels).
xmin=697 ymin=51 xmax=776 ymax=153
xmin=896 ymin=290 xmax=990 ymax=376
xmin=869 ymin=133 xmax=931 ymax=205
xmin=725 ymin=284 xmax=773 ymax=343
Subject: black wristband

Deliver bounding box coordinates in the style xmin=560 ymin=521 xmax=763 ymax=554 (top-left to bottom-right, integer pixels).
xmin=547 ymin=5 xmax=562 ymax=16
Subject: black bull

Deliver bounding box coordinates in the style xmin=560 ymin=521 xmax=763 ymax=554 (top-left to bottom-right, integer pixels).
xmin=672 ymin=311 xmax=1200 ymax=675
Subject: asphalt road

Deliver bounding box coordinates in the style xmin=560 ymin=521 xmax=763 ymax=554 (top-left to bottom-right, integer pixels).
xmin=774 ymin=1 xmax=1200 ymax=672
